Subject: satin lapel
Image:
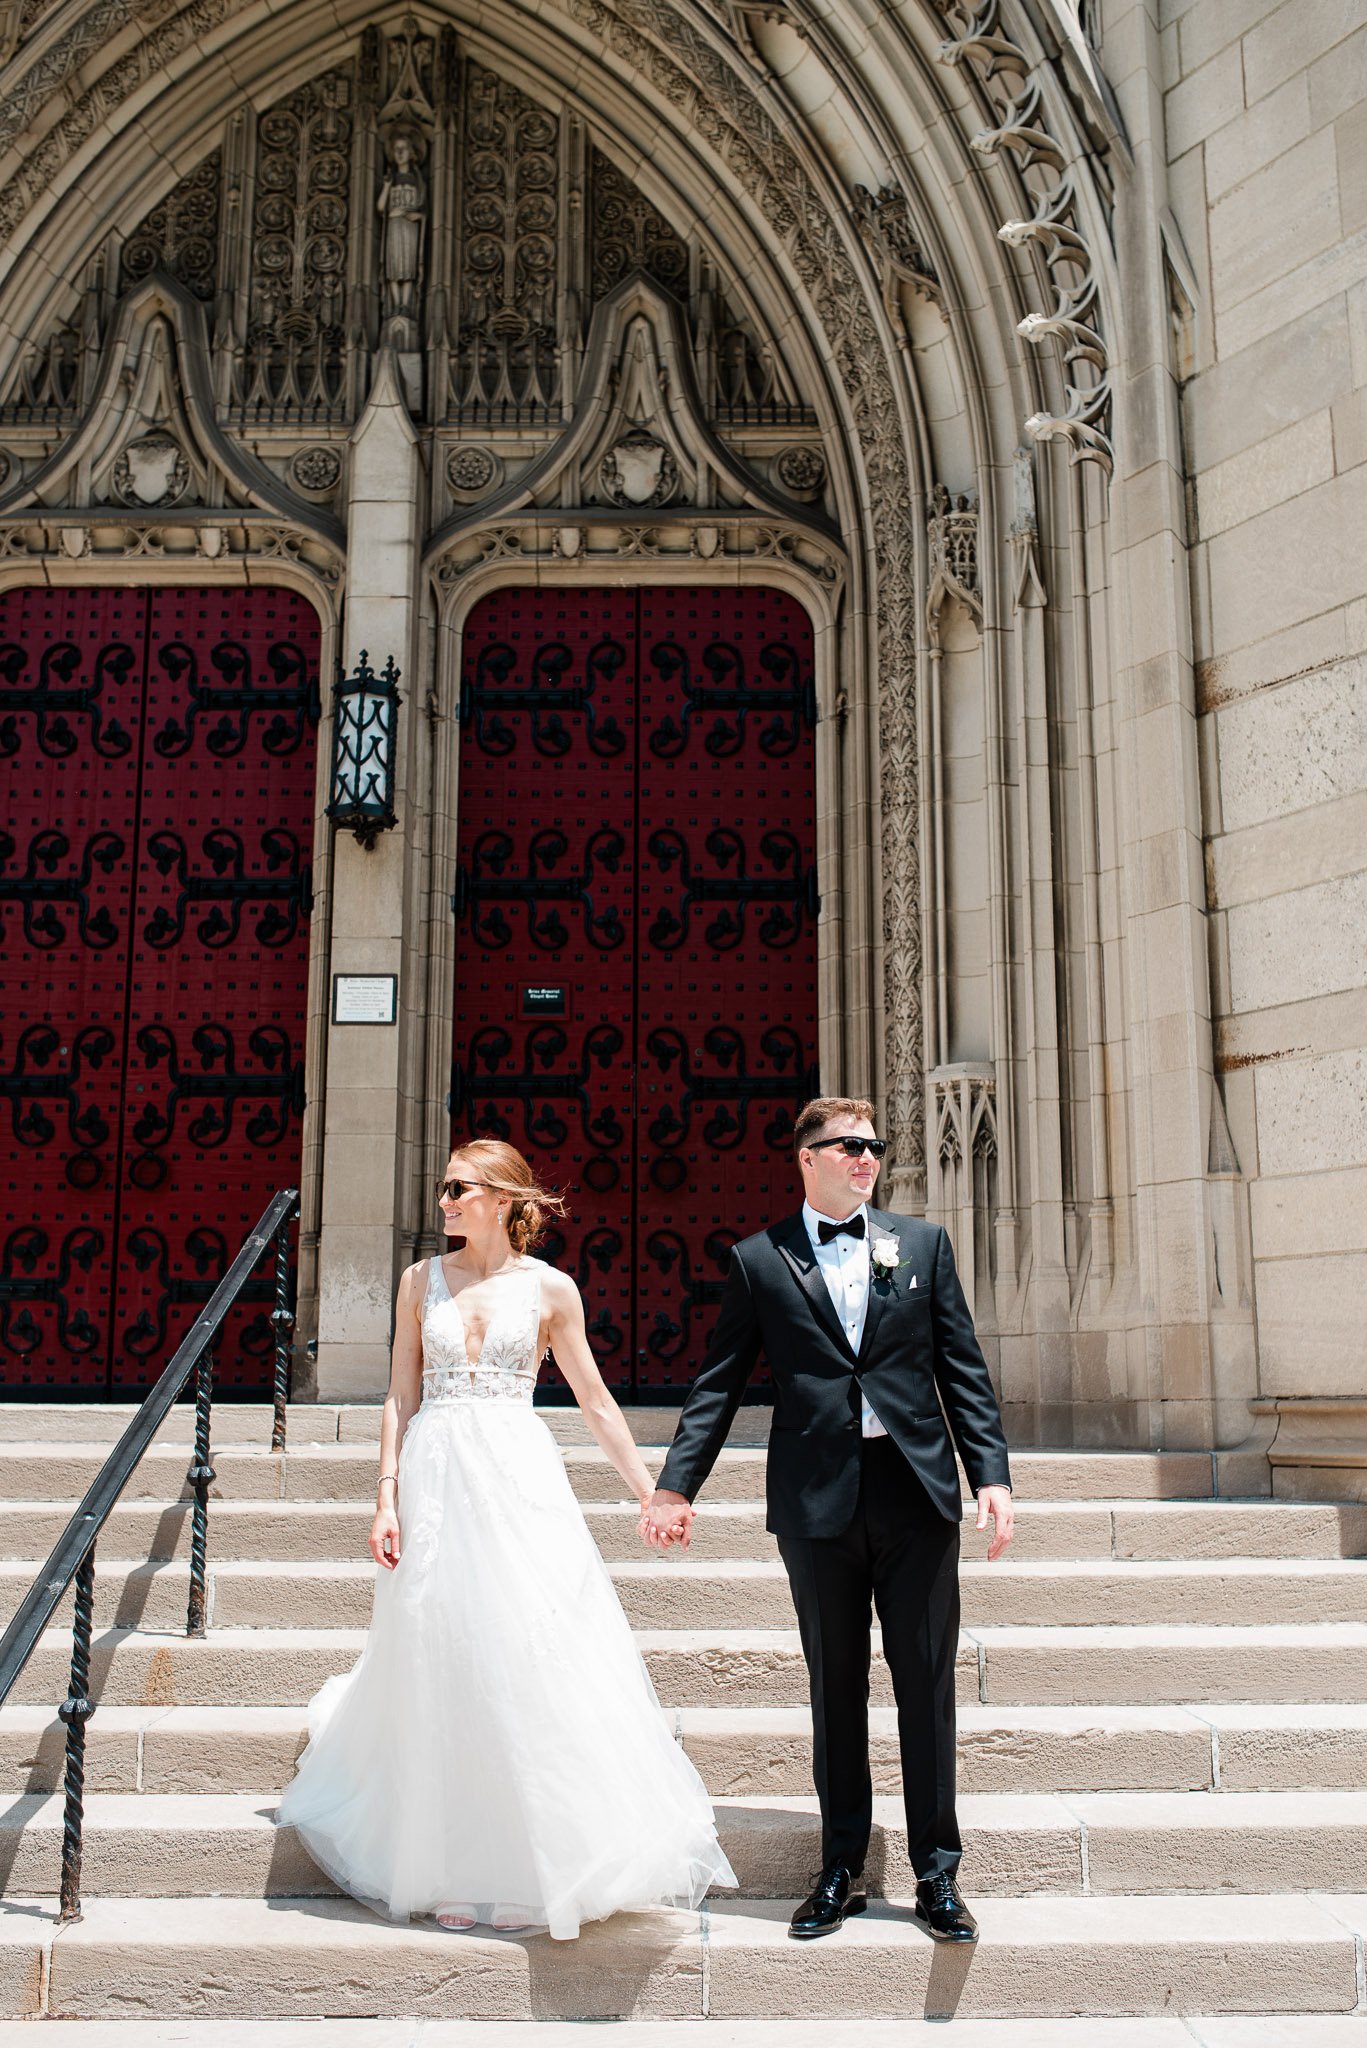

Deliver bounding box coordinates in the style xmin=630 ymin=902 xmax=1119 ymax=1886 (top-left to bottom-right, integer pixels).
xmin=773 ymin=1213 xmax=856 ymax=1362
xmin=857 ymin=1208 xmax=899 ymax=1360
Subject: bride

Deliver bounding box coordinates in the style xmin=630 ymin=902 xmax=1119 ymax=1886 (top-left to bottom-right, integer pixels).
xmin=276 ymin=1138 xmax=736 ymax=1939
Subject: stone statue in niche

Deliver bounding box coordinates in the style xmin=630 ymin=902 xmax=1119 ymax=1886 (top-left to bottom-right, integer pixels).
xmin=377 ymin=127 xmax=427 ymax=340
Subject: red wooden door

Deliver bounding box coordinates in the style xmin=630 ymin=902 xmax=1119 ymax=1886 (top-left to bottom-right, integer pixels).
xmin=452 ymin=587 xmax=819 ymax=1397
xmin=0 ymin=586 xmax=319 ymax=1397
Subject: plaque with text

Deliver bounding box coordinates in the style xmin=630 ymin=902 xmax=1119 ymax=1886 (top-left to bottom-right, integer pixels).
xmin=333 ymin=974 xmax=398 ymax=1025
xmin=520 ymin=985 xmax=569 ymax=1018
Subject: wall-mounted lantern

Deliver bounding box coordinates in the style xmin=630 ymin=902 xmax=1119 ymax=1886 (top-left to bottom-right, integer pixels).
xmin=326 ymin=650 xmax=402 ymax=848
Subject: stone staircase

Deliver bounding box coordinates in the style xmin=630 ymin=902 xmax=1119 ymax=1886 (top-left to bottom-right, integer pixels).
xmin=0 ymin=1402 xmax=1366 ymax=2027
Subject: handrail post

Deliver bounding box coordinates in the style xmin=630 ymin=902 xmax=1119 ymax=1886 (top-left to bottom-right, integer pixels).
xmin=0 ymin=1186 xmax=300 ymax=1919
xmin=57 ymin=1543 xmax=96 ymax=1924
xmin=186 ymin=1351 xmax=216 ymax=1639
xmin=270 ymin=1214 xmax=295 ymax=1454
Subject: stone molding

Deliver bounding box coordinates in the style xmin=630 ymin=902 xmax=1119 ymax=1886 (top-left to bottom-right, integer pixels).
xmin=1247 ymin=1400 xmax=1367 ymax=1505
xmin=0 ymin=272 xmax=345 ymax=556
xmin=933 ymin=0 xmax=1116 ymax=475
xmin=426 ymin=273 xmax=841 ymax=569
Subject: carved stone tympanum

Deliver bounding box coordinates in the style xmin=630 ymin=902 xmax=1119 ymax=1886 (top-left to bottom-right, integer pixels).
xmin=454 ymin=67 xmax=560 ymax=418
xmin=244 ymin=67 xmax=354 ymax=419
xmin=123 ymin=152 xmax=222 ymax=302
xmin=590 ymin=148 xmax=690 ymax=301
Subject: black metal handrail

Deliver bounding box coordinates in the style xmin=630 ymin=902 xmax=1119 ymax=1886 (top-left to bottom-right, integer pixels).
xmin=0 ymin=1186 xmax=299 ymax=1922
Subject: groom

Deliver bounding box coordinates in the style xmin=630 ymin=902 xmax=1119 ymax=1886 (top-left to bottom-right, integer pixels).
xmin=641 ymin=1096 xmax=1013 ymax=1943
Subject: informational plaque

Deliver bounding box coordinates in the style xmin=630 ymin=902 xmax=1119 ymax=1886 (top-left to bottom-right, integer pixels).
xmin=332 ymin=973 xmax=398 ymax=1025
xmin=521 ymin=984 xmax=569 ymax=1018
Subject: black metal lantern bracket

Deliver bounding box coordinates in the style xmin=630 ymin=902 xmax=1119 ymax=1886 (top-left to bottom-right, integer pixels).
xmin=326 ymin=649 xmax=403 ymax=849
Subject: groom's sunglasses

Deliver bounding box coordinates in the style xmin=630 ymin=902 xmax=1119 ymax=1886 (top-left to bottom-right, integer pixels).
xmin=435 ymin=1177 xmax=486 ymax=1201
xmin=806 ymin=1136 xmax=888 ymax=1160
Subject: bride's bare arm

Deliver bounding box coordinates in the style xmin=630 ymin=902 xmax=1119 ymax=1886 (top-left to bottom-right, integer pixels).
xmin=543 ymin=1269 xmax=656 ymax=1512
xmin=370 ymin=1260 xmax=425 ymax=1570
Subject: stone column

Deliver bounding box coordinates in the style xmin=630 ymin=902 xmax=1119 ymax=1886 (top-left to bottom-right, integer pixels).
xmin=1105 ymin=0 xmax=1256 ymax=1449
xmin=314 ymin=352 xmax=422 ymax=1399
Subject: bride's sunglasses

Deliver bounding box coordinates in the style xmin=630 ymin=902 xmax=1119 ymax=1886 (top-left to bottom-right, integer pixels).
xmin=806 ymin=1136 xmax=888 ymax=1160
xmin=435 ymin=1177 xmax=486 ymax=1201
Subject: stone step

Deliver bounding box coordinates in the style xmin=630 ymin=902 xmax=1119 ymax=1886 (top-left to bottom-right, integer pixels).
xmin=703 ymin=1895 xmax=1367 ymax=2021
xmin=0 ymin=1443 xmax=1218 ymax=1507
xmin=0 ymin=1403 xmax=771 ymax=1450
xmin=0 ymin=1407 xmax=1226 ymax=1494
xmin=0 ymin=1403 xmax=774 ymax=1451
xmin=13 ymin=1699 xmax=1362 ymax=1799
xmin=12 ymin=1619 xmax=1367 ymax=1711
xmin=4 ymin=1625 xmax=921 ymax=1711
xmin=3 ymin=1787 xmax=1367 ymax=1900
xmin=0 ymin=1892 xmax=1360 ymax=2020
xmin=0 ymin=1443 xmax=744 ymax=1506
xmin=679 ymin=1702 xmax=1367 ymax=1798
xmin=4 ymin=1495 xmax=1359 ymax=1565
xmin=0 ymin=2023 xmax=1360 ymax=2039
xmin=12 ymin=1554 xmax=1367 ymax=1636
xmin=5 ymin=2026 xmax=1367 ymax=2048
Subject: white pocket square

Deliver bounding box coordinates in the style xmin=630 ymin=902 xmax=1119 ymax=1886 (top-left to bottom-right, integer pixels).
xmin=909 ymin=1276 xmax=918 ymax=1290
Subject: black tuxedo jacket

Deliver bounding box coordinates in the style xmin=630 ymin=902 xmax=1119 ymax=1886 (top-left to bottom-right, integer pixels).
xmin=656 ymin=1208 xmax=1011 ymax=1538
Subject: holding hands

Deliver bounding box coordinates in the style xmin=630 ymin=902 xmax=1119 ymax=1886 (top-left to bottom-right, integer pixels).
xmin=639 ymin=1487 xmax=694 ymax=1551
xmin=636 ymin=1483 xmax=1014 ymax=1556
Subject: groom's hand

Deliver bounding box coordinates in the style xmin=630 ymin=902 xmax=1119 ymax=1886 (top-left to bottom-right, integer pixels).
xmin=640 ymin=1488 xmax=694 ymax=1551
xmin=975 ymin=1485 xmax=1014 ymax=1562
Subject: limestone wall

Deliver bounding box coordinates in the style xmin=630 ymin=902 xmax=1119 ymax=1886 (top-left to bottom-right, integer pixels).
xmin=1162 ymin=0 xmax=1367 ymax=1423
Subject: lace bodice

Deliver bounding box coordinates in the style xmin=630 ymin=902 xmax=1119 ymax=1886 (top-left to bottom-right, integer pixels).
xmin=420 ymin=1255 xmax=543 ymax=1405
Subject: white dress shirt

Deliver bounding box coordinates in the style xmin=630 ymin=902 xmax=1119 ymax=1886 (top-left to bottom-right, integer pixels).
xmin=802 ymin=1200 xmax=888 ymax=1438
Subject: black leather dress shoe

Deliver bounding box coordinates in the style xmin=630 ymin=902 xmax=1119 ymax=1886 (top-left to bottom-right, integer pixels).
xmin=788 ymin=1862 xmax=867 ymax=1940
xmin=913 ymin=1873 xmax=978 ymax=1942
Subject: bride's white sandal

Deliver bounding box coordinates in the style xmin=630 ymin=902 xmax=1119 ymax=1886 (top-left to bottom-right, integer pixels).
xmin=434 ymin=1903 xmax=477 ymax=1931
xmin=491 ymin=1904 xmax=534 ymax=1931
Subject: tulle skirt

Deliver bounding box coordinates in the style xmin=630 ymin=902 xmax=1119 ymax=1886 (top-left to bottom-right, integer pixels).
xmin=276 ymin=1397 xmax=736 ymax=1939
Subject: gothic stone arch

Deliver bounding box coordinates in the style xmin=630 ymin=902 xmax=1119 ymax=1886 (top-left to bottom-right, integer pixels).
xmin=0 ymin=0 xmax=1247 ymax=1453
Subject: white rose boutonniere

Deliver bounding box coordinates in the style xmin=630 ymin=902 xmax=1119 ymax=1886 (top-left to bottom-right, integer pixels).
xmin=870 ymin=1236 xmax=902 ymax=1279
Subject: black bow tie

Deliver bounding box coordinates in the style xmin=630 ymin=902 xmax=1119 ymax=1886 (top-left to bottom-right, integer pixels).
xmin=817 ymin=1214 xmax=865 ymax=1244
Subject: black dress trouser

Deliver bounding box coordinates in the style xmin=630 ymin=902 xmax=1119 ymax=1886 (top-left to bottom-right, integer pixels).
xmin=777 ymin=1433 xmax=961 ymax=1882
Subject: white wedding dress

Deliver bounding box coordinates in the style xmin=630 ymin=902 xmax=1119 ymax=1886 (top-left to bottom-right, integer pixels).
xmin=277 ymin=1254 xmax=736 ymax=1938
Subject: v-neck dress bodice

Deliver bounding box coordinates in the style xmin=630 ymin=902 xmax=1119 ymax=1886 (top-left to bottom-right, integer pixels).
xmin=420 ymin=1255 xmax=541 ymax=1405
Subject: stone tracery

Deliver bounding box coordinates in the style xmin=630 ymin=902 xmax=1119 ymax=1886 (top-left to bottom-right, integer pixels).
xmin=123 ymin=153 xmax=222 ymax=304
xmin=243 ymin=68 xmax=355 ymax=421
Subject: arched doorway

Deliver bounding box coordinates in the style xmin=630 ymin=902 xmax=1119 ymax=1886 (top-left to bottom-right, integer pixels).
xmin=0 ymin=585 xmax=320 ymax=1397
xmin=450 ymin=584 xmax=819 ymax=1397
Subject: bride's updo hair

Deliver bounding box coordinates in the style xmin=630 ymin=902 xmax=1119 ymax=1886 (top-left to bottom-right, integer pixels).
xmin=449 ymin=1139 xmax=568 ymax=1255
